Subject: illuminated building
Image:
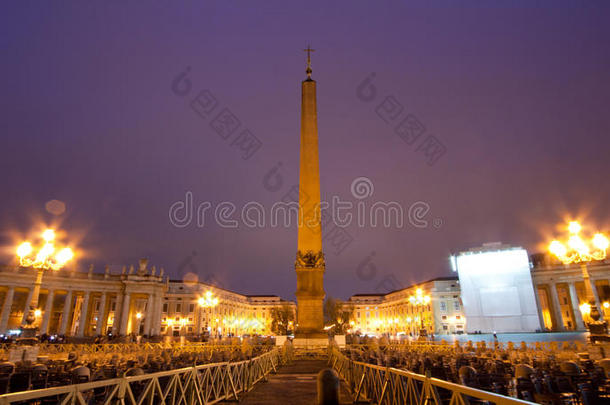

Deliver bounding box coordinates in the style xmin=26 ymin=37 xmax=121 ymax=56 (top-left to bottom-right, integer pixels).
xmin=530 ymin=252 xmax=610 ymax=332
xmin=452 ymin=242 xmax=610 ymax=333
xmin=0 ymin=259 xmax=294 ymax=337
xmin=347 ymin=277 xmax=464 ymax=336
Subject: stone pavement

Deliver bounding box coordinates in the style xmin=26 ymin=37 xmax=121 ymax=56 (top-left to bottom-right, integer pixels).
xmin=222 ymin=359 xmax=355 ymax=405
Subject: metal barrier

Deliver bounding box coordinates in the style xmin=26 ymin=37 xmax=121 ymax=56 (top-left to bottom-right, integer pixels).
xmin=329 ymin=348 xmax=535 ymax=405
xmin=0 ymin=342 xmax=267 ymax=357
xmin=0 ymin=346 xmax=284 ymax=404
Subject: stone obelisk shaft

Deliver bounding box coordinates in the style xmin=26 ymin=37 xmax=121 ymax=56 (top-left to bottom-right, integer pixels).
xmin=298 ymin=80 xmax=322 ymax=251
xmin=294 ymin=50 xmax=326 ymax=340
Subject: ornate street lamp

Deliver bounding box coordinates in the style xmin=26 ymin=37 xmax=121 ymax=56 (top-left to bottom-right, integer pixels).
xmin=197 ymin=291 xmax=219 ymax=338
xmin=549 ymin=220 xmax=609 ymax=342
xmin=16 ymin=228 xmax=74 ymax=337
xmin=408 ymin=288 xmax=431 ymax=338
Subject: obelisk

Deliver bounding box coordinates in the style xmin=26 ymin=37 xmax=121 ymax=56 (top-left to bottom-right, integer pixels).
xmin=294 ymin=46 xmax=327 ymax=344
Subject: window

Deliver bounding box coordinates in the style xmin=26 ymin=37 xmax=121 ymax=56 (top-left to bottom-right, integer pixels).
xmin=357 ymin=312 xmax=361 ymax=318
xmin=441 ymin=315 xmax=447 ymax=320
xmin=176 ymin=303 xmax=182 ymax=313
xmin=443 ymin=325 xmax=448 ymax=330
xmin=189 ymin=304 xmax=195 ymax=313
xmin=453 ymin=301 xmax=460 ymax=311
xmin=162 ymin=303 xmax=168 ymax=313
xmin=440 ymin=302 xmax=447 ymax=312
xmin=455 ymin=315 xmax=461 ymax=320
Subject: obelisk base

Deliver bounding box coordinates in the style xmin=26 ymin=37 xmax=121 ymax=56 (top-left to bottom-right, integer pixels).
xmin=292 ymin=337 xmax=329 ymax=349
xmin=295 ymin=266 xmax=325 ymax=347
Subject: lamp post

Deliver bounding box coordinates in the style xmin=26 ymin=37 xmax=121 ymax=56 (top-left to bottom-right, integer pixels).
xmin=197 ymin=291 xmax=219 ymax=340
xmin=135 ymin=312 xmax=143 ymax=336
xmin=16 ymin=229 xmax=74 ymax=338
xmin=408 ymin=288 xmax=431 ymax=338
xmin=548 ymin=220 xmax=609 ymax=342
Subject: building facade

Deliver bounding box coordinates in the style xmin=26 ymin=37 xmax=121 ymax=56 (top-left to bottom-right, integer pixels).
xmin=2 ymin=253 xmax=608 ymax=338
xmin=347 ymin=277 xmax=465 ymax=336
xmin=0 ymin=259 xmax=294 ymax=338
xmin=530 ymin=253 xmax=610 ymax=332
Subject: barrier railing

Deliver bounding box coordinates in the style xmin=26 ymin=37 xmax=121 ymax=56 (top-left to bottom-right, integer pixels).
xmin=329 ymin=348 xmax=535 ymax=405
xmin=0 ymin=342 xmax=268 ymax=357
xmin=0 ymin=346 xmax=284 ymax=404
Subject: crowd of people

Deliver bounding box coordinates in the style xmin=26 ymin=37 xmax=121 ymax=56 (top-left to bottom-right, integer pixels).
xmin=343 ymin=337 xmax=610 ymax=404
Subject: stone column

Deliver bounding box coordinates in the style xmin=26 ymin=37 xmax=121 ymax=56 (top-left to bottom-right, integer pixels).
xmin=143 ymin=293 xmax=154 ymax=336
xmin=59 ymin=290 xmax=73 ymax=335
xmin=112 ymin=292 xmax=123 ymax=334
xmin=567 ymin=283 xmax=585 ymax=330
xmin=0 ymin=287 xmax=15 ymax=333
xmin=119 ymin=293 xmax=131 ymax=335
xmin=589 ymin=279 xmax=603 ymax=314
xmin=96 ymin=292 xmax=107 ymax=335
xmin=533 ymin=285 xmax=546 ymax=331
xmin=21 ymin=287 xmax=34 ymax=325
xmin=549 ymin=283 xmax=565 ymax=331
xmin=77 ymin=291 xmax=91 ymax=337
xmin=152 ymin=294 xmax=162 ymax=336
xmin=40 ymin=290 xmax=55 ymax=334
xmin=196 ymin=304 xmax=203 ymax=335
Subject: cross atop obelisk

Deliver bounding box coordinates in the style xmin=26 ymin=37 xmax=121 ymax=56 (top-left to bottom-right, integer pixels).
xmin=303 ymin=45 xmax=315 ymax=79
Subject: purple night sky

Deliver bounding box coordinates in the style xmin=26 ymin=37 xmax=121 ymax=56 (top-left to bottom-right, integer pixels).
xmin=1 ymin=2 xmax=609 ymax=300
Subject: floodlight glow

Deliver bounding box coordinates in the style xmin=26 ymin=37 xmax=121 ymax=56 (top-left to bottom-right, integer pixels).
xmin=16 ymin=242 xmax=33 ymax=258
xmin=593 ymin=233 xmax=609 ymax=251
xmin=568 ymin=221 xmax=581 ymax=234
xmin=42 ymin=229 xmax=56 ymax=242
xmin=549 ymin=240 xmax=566 ymax=257
xmin=55 ymin=248 xmax=73 ymax=266
xmin=549 ymin=221 xmax=607 ymax=264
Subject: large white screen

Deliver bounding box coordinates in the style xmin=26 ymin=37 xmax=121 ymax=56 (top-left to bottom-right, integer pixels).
xmin=480 ymin=287 xmax=521 ymax=316
xmin=455 ymin=247 xmax=540 ymax=333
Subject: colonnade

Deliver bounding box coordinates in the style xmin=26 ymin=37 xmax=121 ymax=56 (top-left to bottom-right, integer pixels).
xmin=0 ymin=285 xmax=164 ymax=337
xmin=536 ymin=278 xmax=606 ymax=331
